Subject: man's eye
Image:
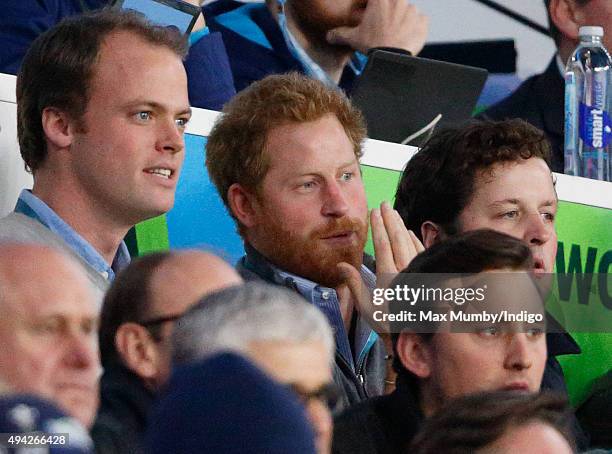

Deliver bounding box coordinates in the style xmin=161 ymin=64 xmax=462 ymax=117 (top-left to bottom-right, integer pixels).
xmin=478 ymin=326 xmax=499 ymax=336
xmin=34 ymin=321 xmax=60 ymax=335
xmin=340 ymin=172 xmax=353 ymax=181
xmin=541 ymin=212 xmax=555 ymax=222
xmin=81 ymin=319 xmax=97 ymax=336
xmin=527 ymin=327 xmax=545 ymax=337
xmin=175 ymin=117 xmax=189 ymax=128
xmin=502 ymin=210 xmax=519 ymax=219
xmin=135 ymin=111 xmax=151 ymax=121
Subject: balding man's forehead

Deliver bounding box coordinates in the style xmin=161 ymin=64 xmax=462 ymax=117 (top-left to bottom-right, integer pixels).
xmin=0 ymin=243 xmax=95 ymax=314
xmin=148 ymin=251 xmax=242 ymax=313
xmin=156 ymin=251 xmax=241 ymax=281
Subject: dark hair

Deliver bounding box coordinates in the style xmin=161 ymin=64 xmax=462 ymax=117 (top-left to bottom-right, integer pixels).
xmin=390 ymin=229 xmax=534 ymax=389
xmin=17 ymin=8 xmax=188 ymax=173
xmin=393 ymin=119 xmax=551 ymax=241
xmin=99 ymin=252 xmax=171 ymax=367
xmin=409 ymin=391 xmax=576 ymax=453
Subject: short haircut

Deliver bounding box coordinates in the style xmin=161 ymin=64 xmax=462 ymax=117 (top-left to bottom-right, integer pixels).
xmin=410 ymin=391 xmax=575 ymax=453
xmin=390 ymin=229 xmax=534 ymax=389
xmin=172 ymin=281 xmax=335 ymax=365
xmin=206 ymin=72 xmax=366 ymax=229
xmin=99 ymin=252 xmax=171 ymax=367
xmin=394 ymin=119 xmax=552 ymax=240
xmin=17 ymin=8 xmax=188 ymax=173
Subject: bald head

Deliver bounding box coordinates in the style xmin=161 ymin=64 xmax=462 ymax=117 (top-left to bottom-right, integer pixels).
xmin=148 ymin=250 xmax=242 ymax=315
xmin=0 ymin=243 xmax=91 ymax=305
xmin=0 ymin=243 xmax=99 ymax=428
xmin=99 ymin=249 xmax=242 ymax=389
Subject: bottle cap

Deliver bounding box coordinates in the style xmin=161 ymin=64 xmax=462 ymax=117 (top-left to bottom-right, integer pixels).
xmin=579 ymin=26 xmax=604 ymax=37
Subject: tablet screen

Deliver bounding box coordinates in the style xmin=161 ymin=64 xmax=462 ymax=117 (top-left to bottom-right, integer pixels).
xmin=120 ymin=0 xmax=196 ymax=34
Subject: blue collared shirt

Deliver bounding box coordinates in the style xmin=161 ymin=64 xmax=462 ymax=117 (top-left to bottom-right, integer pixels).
xmin=14 ymin=190 xmax=130 ymax=282
xmin=276 ymin=265 xmax=379 ymax=372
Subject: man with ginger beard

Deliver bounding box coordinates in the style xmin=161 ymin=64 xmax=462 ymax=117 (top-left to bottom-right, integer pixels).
xmin=206 ymin=73 xmax=422 ymax=408
xmin=205 ymin=0 xmax=428 ymax=91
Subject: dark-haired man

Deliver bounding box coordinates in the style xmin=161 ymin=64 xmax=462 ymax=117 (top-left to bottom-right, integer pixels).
xmin=205 ymin=0 xmax=428 ymax=91
xmin=93 ymin=250 xmax=241 ymax=453
xmin=409 ymin=391 xmax=574 ymax=453
xmin=333 ymin=230 xmax=549 ymax=454
xmin=0 ymin=10 xmax=192 ymax=304
xmin=392 ymin=118 xmax=584 ymax=447
xmin=483 ymin=0 xmax=612 ymax=172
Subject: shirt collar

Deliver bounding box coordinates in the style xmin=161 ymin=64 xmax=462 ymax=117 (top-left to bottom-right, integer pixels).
xmin=274 ymin=263 xmax=376 ymax=300
xmin=556 ymin=52 xmax=566 ymax=77
xmin=276 ymin=0 xmax=366 ymax=87
xmin=15 ymin=190 xmax=130 ymax=282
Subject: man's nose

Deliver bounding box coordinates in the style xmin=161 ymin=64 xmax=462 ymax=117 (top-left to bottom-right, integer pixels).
xmin=321 ymin=181 xmax=349 ymax=217
xmin=64 ymin=332 xmax=97 ymax=370
xmin=504 ymin=333 xmax=533 ymax=371
xmin=156 ymin=118 xmax=184 ymax=155
xmin=523 ymin=212 xmax=552 ymax=246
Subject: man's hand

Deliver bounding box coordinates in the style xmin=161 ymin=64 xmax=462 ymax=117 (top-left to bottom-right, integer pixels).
xmin=338 ymin=201 xmax=423 ymax=393
xmin=326 ymin=0 xmax=429 ymax=55
xmin=338 ymin=201 xmax=424 ymax=334
xmin=182 ymin=0 xmax=206 ymax=33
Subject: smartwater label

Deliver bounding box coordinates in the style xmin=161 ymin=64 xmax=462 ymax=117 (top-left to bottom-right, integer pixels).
xmin=579 ymin=103 xmax=612 ymax=148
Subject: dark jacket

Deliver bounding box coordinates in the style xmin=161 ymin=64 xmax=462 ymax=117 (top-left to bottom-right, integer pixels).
xmin=332 ymin=375 xmax=423 ymax=454
xmin=481 ymin=58 xmax=564 ymax=172
xmin=0 ymin=0 xmax=236 ymax=111
xmin=91 ymin=362 xmax=154 ymax=454
xmin=205 ymin=0 xmax=358 ymax=93
xmin=236 ymin=244 xmax=387 ymax=410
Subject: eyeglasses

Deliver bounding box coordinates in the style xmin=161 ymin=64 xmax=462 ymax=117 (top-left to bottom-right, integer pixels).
xmin=138 ymin=313 xmax=183 ymax=342
xmin=286 ymin=382 xmax=340 ymax=412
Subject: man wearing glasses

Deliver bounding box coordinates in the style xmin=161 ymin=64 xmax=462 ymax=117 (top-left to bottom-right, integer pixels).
xmin=172 ymin=282 xmax=338 ymax=454
xmin=93 ymin=250 xmax=242 ymax=454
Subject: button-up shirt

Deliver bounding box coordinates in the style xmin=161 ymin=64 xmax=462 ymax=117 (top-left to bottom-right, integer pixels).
xmin=276 ymin=265 xmax=379 ymax=372
xmin=14 ymin=189 xmax=130 ymax=282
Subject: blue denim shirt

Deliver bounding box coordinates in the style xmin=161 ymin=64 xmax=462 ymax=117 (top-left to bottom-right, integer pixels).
xmin=276 ymin=265 xmax=379 ymax=372
xmin=14 ymin=189 xmax=130 ymax=282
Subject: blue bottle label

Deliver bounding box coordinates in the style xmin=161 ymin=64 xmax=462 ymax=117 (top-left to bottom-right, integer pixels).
xmin=579 ymin=103 xmax=612 ymax=148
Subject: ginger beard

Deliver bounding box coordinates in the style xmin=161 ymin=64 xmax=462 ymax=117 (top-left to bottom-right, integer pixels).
xmin=287 ymin=0 xmax=368 ymax=51
xmin=253 ymin=214 xmax=368 ymax=288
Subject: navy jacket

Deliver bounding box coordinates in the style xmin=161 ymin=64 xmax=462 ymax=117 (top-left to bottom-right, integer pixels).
xmin=482 ymin=58 xmax=564 ymax=172
xmin=205 ymin=0 xmax=358 ymax=93
xmin=332 ymin=374 xmax=423 ymax=454
xmin=0 ymin=0 xmax=235 ymax=111
xmin=91 ymin=361 xmax=154 ymax=454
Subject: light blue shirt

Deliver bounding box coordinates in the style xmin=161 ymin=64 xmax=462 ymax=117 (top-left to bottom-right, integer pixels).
xmin=14 ymin=190 xmax=130 ymax=283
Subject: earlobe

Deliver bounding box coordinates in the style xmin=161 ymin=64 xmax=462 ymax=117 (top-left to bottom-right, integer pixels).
xmin=227 ymin=183 xmax=260 ymax=228
xmin=396 ymin=332 xmax=431 ymax=379
xmin=421 ymin=221 xmax=442 ymax=249
xmin=115 ymin=324 xmax=158 ymax=379
xmin=41 ymin=107 xmax=75 ymax=149
xmin=549 ymin=0 xmax=581 ymax=41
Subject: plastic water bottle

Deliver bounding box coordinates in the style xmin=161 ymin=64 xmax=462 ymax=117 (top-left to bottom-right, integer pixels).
xmin=564 ymin=26 xmax=612 ymax=180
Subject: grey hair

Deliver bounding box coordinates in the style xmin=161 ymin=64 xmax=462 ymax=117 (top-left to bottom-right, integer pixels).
xmin=172 ymin=282 xmax=335 ymax=365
